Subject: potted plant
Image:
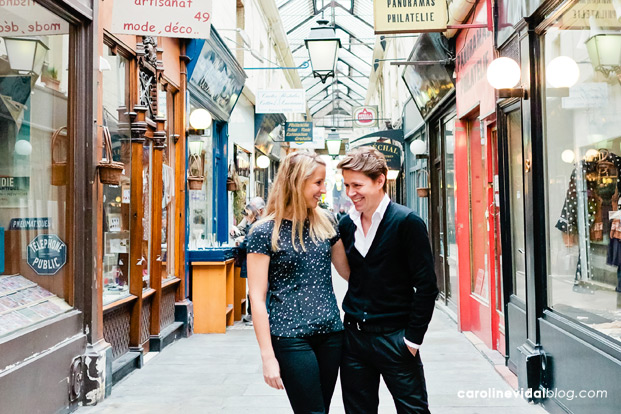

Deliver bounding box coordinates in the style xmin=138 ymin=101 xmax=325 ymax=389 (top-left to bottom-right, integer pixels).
xmin=42 ymin=65 xmax=60 ymax=91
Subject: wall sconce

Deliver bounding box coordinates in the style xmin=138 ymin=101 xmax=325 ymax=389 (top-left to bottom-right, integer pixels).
xmin=4 ymin=37 xmax=49 ymax=76
xmin=256 ymin=154 xmax=270 ymax=169
xmin=486 ymin=57 xmax=528 ymax=99
xmin=188 ymin=140 xmax=205 ymax=190
xmin=585 ymin=34 xmax=621 ymax=81
xmin=189 ymin=108 xmax=213 ymax=130
xmin=409 ymin=139 xmax=427 ymax=158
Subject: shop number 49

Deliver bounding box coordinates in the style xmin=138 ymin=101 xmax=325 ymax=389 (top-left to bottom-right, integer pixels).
xmin=194 ymin=12 xmax=210 ymax=23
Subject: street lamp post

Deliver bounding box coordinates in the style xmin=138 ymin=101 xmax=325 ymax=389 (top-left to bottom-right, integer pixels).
xmin=304 ymin=20 xmax=341 ymax=84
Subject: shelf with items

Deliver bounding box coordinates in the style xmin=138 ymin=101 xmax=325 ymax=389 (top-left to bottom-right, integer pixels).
xmin=0 ymin=274 xmax=72 ymax=337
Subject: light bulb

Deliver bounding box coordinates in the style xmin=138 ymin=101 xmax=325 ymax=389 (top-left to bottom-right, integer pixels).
xmin=547 ymin=56 xmax=579 ymax=88
xmin=256 ymin=155 xmax=270 ymax=169
xmin=14 ymin=140 xmax=32 ymax=156
xmin=487 ymin=57 xmax=521 ymax=89
xmin=561 ymin=149 xmax=575 ymax=164
xmin=189 ymin=108 xmax=212 ymax=130
xmin=409 ymin=139 xmax=426 ymax=156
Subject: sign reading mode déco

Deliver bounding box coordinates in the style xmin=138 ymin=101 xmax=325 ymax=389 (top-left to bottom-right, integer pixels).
xmin=374 ymin=0 xmax=448 ymax=34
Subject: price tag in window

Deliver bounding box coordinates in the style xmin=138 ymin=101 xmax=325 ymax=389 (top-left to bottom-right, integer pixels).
xmin=122 ymin=189 xmax=130 ymax=204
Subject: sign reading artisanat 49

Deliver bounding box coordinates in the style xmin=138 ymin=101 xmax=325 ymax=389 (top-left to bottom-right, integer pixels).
xmin=374 ymin=0 xmax=448 ymax=34
xmin=27 ymin=234 xmax=67 ymax=276
xmin=111 ymin=0 xmax=212 ymax=39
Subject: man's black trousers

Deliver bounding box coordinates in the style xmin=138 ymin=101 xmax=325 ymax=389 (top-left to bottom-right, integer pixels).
xmin=341 ymin=326 xmax=431 ymax=414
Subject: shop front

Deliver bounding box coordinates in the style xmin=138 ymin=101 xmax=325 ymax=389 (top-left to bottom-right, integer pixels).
xmin=403 ymin=99 xmax=428 ymax=224
xmin=0 ymin=1 xmax=96 ymax=412
xmin=402 ymin=32 xmax=458 ymax=313
xmin=495 ymin=0 xmax=621 ymax=412
xmin=254 ymin=113 xmax=285 ymax=202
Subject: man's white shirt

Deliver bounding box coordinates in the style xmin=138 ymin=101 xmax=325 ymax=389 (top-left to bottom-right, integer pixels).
xmin=348 ymin=194 xmax=420 ymax=350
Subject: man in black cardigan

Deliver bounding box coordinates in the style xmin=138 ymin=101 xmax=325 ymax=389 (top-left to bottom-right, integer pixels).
xmin=337 ymin=147 xmax=439 ymax=414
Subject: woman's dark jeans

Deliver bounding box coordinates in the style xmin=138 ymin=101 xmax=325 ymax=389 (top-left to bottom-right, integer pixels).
xmin=272 ymin=331 xmax=344 ymax=414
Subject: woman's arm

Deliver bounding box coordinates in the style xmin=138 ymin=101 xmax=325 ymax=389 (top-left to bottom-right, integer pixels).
xmin=247 ymin=252 xmax=284 ymax=390
xmin=331 ymin=239 xmax=350 ymax=281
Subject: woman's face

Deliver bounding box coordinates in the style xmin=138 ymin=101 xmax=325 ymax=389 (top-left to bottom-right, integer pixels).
xmin=303 ymin=164 xmax=327 ymax=209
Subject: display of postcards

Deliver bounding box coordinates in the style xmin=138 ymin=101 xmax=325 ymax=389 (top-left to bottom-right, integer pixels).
xmin=29 ymin=286 xmax=54 ymax=299
xmin=0 ymin=295 xmax=19 ymax=310
xmin=16 ymin=307 xmax=44 ymax=322
xmin=0 ymin=311 xmax=30 ymax=332
xmin=7 ymin=291 xmax=31 ymax=306
xmin=2 ymin=275 xmax=33 ymax=291
xmin=0 ymin=300 xmax=10 ymax=313
xmin=30 ymin=301 xmax=63 ymax=318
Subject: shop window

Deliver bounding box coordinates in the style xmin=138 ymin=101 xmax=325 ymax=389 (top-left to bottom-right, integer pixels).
xmin=162 ymin=86 xmax=176 ymax=280
xmin=544 ymin=2 xmax=621 ymax=342
xmin=187 ymin=103 xmax=214 ymax=249
xmin=101 ymin=44 xmax=132 ymax=305
xmin=0 ymin=5 xmax=73 ymax=337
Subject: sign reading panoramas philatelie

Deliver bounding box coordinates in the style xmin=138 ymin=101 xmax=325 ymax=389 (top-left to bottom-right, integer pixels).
xmin=374 ymin=0 xmax=448 ymax=34
xmin=111 ymin=0 xmax=212 ymax=39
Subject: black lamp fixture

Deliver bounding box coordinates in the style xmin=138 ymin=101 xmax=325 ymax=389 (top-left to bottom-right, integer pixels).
xmin=3 ymin=37 xmax=49 ymax=76
xmin=304 ymin=19 xmax=341 ymax=84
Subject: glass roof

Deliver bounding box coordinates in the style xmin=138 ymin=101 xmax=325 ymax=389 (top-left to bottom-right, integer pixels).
xmin=276 ymin=0 xmax=375 ymax=120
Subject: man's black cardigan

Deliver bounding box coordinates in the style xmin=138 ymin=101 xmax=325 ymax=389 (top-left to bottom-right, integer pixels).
xmin=339 ymin=201 xmax=439 ymax=345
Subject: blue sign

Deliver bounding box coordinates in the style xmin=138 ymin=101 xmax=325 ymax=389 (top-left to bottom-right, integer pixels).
xmin=285 ymin=122 xmax=313 ymax=142
xmin=9 ymin=217 xmax=50 ymax=230
xmin=27 ymin=234 xmax=67 ymax=276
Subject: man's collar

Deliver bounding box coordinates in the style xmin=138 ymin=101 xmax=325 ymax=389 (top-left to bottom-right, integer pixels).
xmin=349 ymin=193 xmax=390 ymax=222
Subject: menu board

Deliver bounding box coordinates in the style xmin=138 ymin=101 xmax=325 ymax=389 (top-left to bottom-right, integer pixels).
xmin=0 ymin=275 xmax=70 ymax=336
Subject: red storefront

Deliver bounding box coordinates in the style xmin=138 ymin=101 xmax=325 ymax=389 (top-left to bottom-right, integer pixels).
xmin=452 ymin=1 xmax=504 ymax=354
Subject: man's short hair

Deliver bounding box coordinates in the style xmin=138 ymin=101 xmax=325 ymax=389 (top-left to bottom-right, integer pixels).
xmin=337 ymin=146 xmax=388 ymax=192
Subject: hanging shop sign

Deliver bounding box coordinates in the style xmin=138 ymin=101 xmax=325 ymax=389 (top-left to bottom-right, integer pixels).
xmin=285 ymin=122 xmax=313 ymax=142
xmin=289 ymin=126 xmax=326 ymax=149
xmin=353 ymin=106 xmax=378 ymax=128
xmin=27 ymin=234 xmax=67 ymax=276
xmin=365 ymin=142 xmax=402 ymax=170
xmin=455 ymin=3 xmax=495 ymax=118
xmin=111 ymin=0 xmax=212 ymax=38
xmin=560 ymin=1 xmax=621 ymax=30
xmin=0 ymin=1 xmax=69 ymax=35
xmin=256 ymin=90 xmax=306 ymax=114
xmin=186 ymin=28 xmax=247 ymax=121
xmin=374 ymin=0 xmax=448 ymax=34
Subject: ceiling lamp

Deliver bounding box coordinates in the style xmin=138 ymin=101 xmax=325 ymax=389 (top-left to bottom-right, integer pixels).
xmin=304 ymin=20 xmax=341 ymax=84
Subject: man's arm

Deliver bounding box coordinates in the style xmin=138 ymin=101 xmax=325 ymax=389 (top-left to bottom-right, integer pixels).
xmin=404 ymin=213 xmax=440 ymax=347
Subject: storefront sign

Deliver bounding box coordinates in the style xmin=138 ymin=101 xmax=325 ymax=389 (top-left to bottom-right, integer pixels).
xmin=256 ymin=90 xmax=306 ymax=114
xmin=560 ymin=0 xmax=621 ymax=30
xmin=111 ymin=0 xmax=212 ymax=39
xmin=289 ymin=127 xmax=326 ymax=149
xmin=365 ymin=142 xmax=402 ymax=170
xmin=285 ymin=122 xmax=313 ymax=142
xmin=9 ymin=217 xmax=50 ymax=230
xmin=187 ymin=29 xmax=247 ymax=121
xmin=374 ymin=0 xmax=448 ymax=34
xmin=455 ymin=2 xmax=495 ymax=118
xmin=0 ymin=1 xmax=69 ymax=35
xmin=353 ymin=106 xmax=378 ymax=128
xmin=0 ymin=176 xmax=29 ymax=208
xmin=27 ymin=234 xmax=67 ymax=276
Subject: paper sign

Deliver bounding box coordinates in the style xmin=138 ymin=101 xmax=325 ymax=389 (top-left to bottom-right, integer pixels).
xmin=111 ymin=0 xmax=212 ymax=39
xmin=0 ymin=1 xmax=69 ymax=35
xmin=256 ymin=90 xmax=306 ymax=114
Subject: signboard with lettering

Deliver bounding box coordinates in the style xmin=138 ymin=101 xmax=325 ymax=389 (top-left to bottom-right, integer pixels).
xmin=187 ymin=29 xmax=247 ymax=121
xmin=9 ymin=217 xmax=50 ymax=230
xmin=0 ymin=176 xmax=29 ymax=208
xmin=353 ymin=106 xmax=378 ymax=128
xmin=0 ymin=1 xmax=69 ymax=35
xmin=365 ymin=142 xmax=403 ymax=170
xmin=374 ymin=0 xmax=448 ymax=34
xmin=256 ymin=90 xmax=307 ymax=114
xmin=455 ymin=2 xmax=495 ymax=118
xmin=560 ymin=0 xmax=621 ymax=30
xmin=27 ymin=234 xmax=67 ymax=276
xmin=111 ymin=0 xmax=212 ymax=39
xmin=285 ymin=122 xmax=313 ymax=142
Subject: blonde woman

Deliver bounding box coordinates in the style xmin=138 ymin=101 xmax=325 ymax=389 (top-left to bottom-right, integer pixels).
xmin=247 ymin=151 xmax=349 ymax=414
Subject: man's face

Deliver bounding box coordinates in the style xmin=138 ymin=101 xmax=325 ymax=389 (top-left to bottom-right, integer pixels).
xmin=342 ymin=170 xmax=385 ymax=216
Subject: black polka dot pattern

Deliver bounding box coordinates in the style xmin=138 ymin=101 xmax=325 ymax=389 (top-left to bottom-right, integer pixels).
xmin=247 ymin=219 xmax=344 ymax=337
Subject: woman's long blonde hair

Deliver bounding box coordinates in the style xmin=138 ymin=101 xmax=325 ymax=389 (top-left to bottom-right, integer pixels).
xmin=256 ymin=151 xmax=336 ymax=252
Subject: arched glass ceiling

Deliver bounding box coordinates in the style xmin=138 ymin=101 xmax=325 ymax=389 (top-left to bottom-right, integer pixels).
xmin=276 ymin=0 xmax=375 ymax=119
